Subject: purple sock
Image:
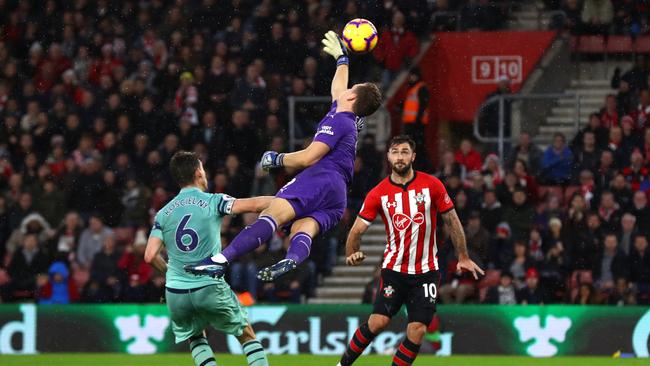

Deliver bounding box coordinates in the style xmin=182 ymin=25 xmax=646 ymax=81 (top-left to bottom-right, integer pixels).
xmin=221 ymin=216 xmax=277 ymax=262
xmin=286 ymin=232 xmax=312 ymax=264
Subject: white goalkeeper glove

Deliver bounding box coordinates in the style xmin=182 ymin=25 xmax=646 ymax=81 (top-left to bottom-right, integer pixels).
xmin=322 ymin=30 xmax=349 ymax=66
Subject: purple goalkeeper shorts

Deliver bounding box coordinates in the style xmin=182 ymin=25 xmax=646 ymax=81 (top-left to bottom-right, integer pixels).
xmin=276 ymin=169 xmax=347 ymax=233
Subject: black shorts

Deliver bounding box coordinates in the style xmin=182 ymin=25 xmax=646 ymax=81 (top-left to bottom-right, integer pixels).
xmin=372 ymin=269 xmax=440 ymax=325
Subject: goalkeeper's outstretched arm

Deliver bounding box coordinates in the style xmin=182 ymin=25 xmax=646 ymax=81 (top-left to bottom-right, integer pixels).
xmin=322 ymin=30 xmax=349 ymax=100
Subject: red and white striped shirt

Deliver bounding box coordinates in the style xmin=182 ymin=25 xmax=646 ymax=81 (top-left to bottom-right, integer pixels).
xmin=358 ymin=171 xmax=454 ymax=274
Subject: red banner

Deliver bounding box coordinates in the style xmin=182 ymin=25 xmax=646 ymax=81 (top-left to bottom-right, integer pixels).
xmin=424 ymin=31 xmax=556 ymax=121
xmin=386 ymin=31 xmax=556 ymax=163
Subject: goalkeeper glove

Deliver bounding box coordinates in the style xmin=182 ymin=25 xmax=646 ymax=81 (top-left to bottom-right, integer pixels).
xmin=261 ymin=151 xmax=285 ymax=170
xmin=355 ymin=116 xmax=366 ymax=132
xmin=322 ymin=30 xmax=349 ymax=66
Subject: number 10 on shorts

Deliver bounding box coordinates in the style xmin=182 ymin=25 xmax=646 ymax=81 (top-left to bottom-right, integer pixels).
xmin=422 ymin=283 xmax=437 ymax=299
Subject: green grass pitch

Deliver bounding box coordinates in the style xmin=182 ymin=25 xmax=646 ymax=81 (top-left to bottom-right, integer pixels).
xmin=0 ymin=354 xmax=646 ymax=366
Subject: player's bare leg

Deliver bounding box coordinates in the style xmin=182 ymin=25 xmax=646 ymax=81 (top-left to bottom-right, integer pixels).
xmin=236 ymin=324 xmax=269 ymax=366
xmin=390 ymin=322 xmax=426 ymax=366
xmin=184 ymin=198 xmax=296 ymax=277
xmin=258 ymin=217 xmax=320 ymax=282
xmin=338 ymin=314 xmax=389 ymax=366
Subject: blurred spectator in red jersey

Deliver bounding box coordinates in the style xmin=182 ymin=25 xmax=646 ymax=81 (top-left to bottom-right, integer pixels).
xmin=631 ymin=89 xmax=650 ymax=130
xmin=455 ymin=139 xmax=482 ymax=173
xmin=600 ymin=94 xmax=619 ymax=128
xmin=622 ymin=149 xmax=650 ymax=192
xmin=88 ymin=44 xmax=122 ymax=85
xmin=374 ymin=11 xmax=419 ymax=90
xmin=117 ymin=229 xmax=153 ymax=286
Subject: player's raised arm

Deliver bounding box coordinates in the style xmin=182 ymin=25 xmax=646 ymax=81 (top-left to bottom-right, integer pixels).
xmin=144 ymin=236 xmax=168 ymax=274
xmin=441 ymin=209 xmax=485 ymax=279
xmin=321 ymin=30 xmax=349 ymax=100
xmin=260 ymin=140 xmax=330 ymax=170
xmin=345 ymin=217 xmax=370 ymax=266
xmin=230 ymin=196 xmax=275 ymax=215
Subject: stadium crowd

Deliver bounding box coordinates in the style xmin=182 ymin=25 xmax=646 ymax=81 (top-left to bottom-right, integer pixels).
xmin=546 ymin=0 xmax=650 ymax=35
xmin=0 ymin=0 xmax=437 ymax=305
xmin=0 ymin=0 xmax=647 ymax=307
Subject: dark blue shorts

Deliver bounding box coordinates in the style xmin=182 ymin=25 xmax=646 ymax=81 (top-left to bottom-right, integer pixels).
xmin=276 ymin=169 xmax=347 ymax=234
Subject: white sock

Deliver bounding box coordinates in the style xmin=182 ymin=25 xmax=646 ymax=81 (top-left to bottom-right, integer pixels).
xmin=211 ymin=253 xmax=227 ymax=263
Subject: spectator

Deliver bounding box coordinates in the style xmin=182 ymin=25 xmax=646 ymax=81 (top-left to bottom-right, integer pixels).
xmin=593 ymin=233 xmax=628 ymax=291
xmin=572 ymin=113 xmax=609 ymax=152
xmin=509 ymin=241 xmax=533 ymax=287
xmin=6 ymin=212 xmax=52 ymax=258
xmin=460 ymin=0 xmax=502 ymax=31
xmin=573 ymin=283 xmax=598 ymax=304
xmin=622 ymin=149 xmax=650 ymax=192
xmin=431 ymin=0 xmax=459 ymax=32
xmin=362 ymin=267 xmax=381 ymax=304
xmin=485 ymin=271 xmax=517 ymax=305
xmin=608 ymin=277 xmax=636 ymax=306
xmin=506 ymin=132 xmax=542 ymax=176
xmin=466 ymin=211 xmax=490 ymax=265
xmin=479 ymin=75 xmax=512 ymax=147
xmin=595 ymin=150 xmax=617 ymax=189
xmin=37 ymin=261 xmax=79 ymax=304
xmin=600 ymin=94 xmax=619 ymax=128
xmin=541 ymin=133 xmax=573 ymax=185
xmin=581 ymin=0 xmax=613 ymax=35
xmin=374 ymin=11 xmax=419 ymax=90
xmin=455 ymin=139 xmax=482 ymax=173
xmin=572 ymin=131 xmax=601 ymax=177
xmin=7 ymin=234 xmax=50 ymax=301
xmin=517 ymin=268 xmax=544 ymax=304
xmin=619 ymin=213 xmax=639 ymax=256
xmin=630 ymin=191 xmax=650 ymax=234
xmin=401 ymin=67 xmax=431 ymax=171
xmin=437 ymin=151 xmax=466 ymax=181
xmin=598 ymin=191 xmax=622 ymax=233
xmin=480 ymin=189 xmax=502 ymax=234
xmin=439 ymin=258 xmax=477 ymax=304
xmin=89 ymin=235 xmax=122 ymax=303
xmin=117 ymin=230 xmax=153 ymax=288
xmin=77 ymin=214 xmax=113 ymax=269
xmin=628 ymin=234 xmax=650 ymax=304
xmin=502 ymin=190 xmax=535 ymax=242
xmin=481 ymin=154 xmax=504 ymax=190
xmin=513 ymin=159 xmax=539 ymax=203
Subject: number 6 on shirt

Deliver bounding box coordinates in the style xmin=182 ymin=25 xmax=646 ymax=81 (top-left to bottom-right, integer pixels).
xmin=176 ymin=214 xmax=199 ymax=252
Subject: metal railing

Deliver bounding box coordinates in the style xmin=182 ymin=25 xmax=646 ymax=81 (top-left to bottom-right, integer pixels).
xmin=473 ymin=93 xmax=584 ymax=160
xmin=288 ymin=96 xmax=391 ymax=152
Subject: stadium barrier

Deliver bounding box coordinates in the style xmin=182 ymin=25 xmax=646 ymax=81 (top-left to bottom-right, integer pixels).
xmin=0 ymin=304 xmax=648 ymax=357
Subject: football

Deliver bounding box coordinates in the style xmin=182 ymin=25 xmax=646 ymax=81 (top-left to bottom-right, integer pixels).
xmin=341 ymin=18 xmax=378 ymax=53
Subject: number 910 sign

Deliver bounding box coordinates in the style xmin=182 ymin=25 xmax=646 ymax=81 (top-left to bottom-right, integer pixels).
xmin=472 ymin=55 xmax=522 ymax=84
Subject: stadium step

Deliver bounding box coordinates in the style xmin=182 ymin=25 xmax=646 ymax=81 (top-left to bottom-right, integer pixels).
xmin=323 ymin=276 xmax=372 ymax=286
xmin=331 ymin=265 xmax=377 ymax=276
xmin=316 ymin=287 xmax=365 ymax=298
xmin=337 ymin=255 xmax=382 ymax=265
xmin=308 ymin=297 xmax=361 ymax=305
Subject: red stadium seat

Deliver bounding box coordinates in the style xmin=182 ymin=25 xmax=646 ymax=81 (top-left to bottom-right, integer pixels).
xmin=634 ymin=35 xmax=650 ymax=54
xmin=606 ymin=36 xmax=633 ymax=53
xmin=575 ymin=36 xmax=605 ymax=53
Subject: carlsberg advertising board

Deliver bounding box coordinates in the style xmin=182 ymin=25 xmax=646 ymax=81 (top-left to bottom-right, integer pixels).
xmin=0 ymin=304 xmax=648 ymax=357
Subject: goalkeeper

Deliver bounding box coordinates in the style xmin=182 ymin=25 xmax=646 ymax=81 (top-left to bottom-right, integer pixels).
xmin=185 ymin=31 xmax=382 ymax=281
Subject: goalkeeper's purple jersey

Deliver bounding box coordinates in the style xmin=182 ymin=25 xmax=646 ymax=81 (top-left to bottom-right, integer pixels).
xmin=308 ymin=101 xmax=357 ymax=185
